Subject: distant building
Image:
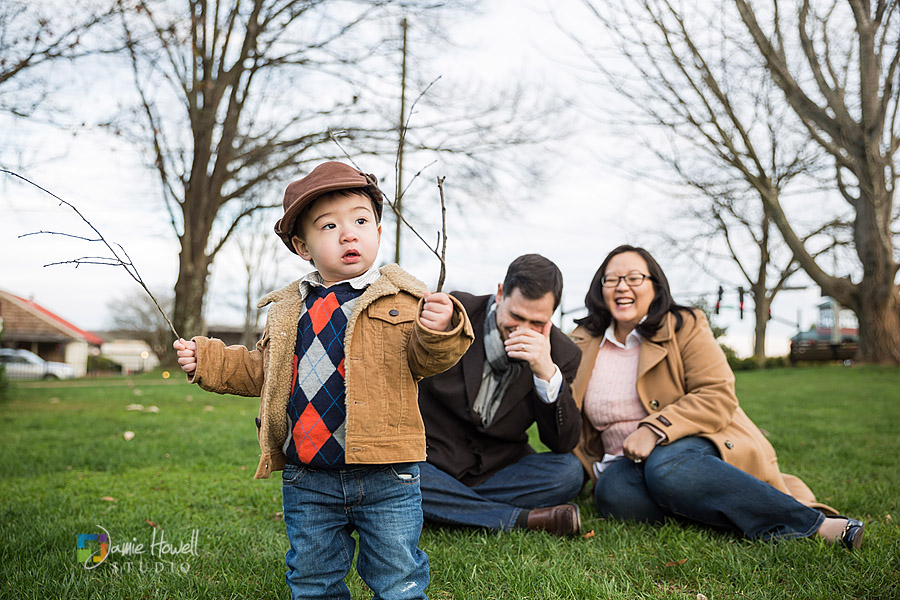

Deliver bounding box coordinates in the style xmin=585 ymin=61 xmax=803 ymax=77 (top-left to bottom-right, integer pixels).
xmin=0 ymin=290 xmax=105 ymax=377
xmin=789 ymin=297 xmax=858 ymax=363
xmin=99 ymin=339 xmax=160 ymax=374
xmin=815 ymin=297 xmax=859 ymax=340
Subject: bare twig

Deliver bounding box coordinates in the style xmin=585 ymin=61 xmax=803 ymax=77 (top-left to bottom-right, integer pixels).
xmin=329 ymin=120 xmax=450 ymax=291
xmin=395 ymin=75 xmax=443 ymax=197
xmin=327 ymin=132 xmax=364 ymax=171
xmin=3 ymin=169 xmax=180 ymax=339
xmin=435 ymin=176 xmax=448 ymax=292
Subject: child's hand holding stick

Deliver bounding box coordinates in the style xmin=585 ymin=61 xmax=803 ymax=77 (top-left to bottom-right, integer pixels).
xmin=420 ymin=291 xmax=453 ymax=332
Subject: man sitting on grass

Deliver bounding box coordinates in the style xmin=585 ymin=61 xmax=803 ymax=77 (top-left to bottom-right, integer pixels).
xmin=417 ymin=254 xmax=585 ymax=536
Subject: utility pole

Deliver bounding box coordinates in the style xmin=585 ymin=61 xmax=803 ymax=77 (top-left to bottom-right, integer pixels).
xmin=394 ymin=17 xmax=408 ymax=264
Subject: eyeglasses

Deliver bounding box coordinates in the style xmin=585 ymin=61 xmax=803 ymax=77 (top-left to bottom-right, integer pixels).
xmin=600 ymin=273 xmax=652 ymax=288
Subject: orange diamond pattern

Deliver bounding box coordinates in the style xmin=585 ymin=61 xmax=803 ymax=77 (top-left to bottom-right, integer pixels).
xmin=308 ymin=293 xmax=340 ymax=335
xmin=293 ymin=403 xmax=332 ymax=464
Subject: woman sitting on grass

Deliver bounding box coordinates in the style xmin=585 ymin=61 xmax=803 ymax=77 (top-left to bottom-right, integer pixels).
xmin=571 ymin=245 xmax=864 ymax=549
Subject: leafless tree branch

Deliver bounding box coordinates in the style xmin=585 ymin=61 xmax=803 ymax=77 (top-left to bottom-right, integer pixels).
xmin=4 ymin=169 xmax=179 ymax=338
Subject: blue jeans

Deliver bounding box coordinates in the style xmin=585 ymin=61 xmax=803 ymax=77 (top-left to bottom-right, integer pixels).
xmin=593 ymin=437 xmax=825 ymax=541
xmin=420 ymin=452 xmax=585 ymax=531
xmin=281 ymin=462 xmax=429 ymax=600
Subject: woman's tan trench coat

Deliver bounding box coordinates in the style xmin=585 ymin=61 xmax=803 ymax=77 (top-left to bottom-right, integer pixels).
xmin=571 ymin=309 xmax=835 ymax=514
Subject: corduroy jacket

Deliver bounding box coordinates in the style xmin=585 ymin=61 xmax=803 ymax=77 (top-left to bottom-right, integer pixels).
xmin=571 ymin=309 xmax=835 ymax=513
xmin=188 ymin=264 xmax=474 ymax=479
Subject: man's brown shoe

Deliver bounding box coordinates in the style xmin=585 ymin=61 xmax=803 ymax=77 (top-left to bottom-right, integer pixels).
xmin=525 ymin=503 xmax=581 ymax=536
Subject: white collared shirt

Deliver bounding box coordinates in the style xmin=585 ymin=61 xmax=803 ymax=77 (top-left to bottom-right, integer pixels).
xmin=599 ymin=322 xmax=643 ymax=350
xmin=298 ymin=265 xmax=381 ymax=298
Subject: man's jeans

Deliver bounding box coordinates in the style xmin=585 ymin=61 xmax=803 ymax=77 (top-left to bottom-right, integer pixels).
xmin=420 ymin=452 xmax=585 ymax=531
xmin=594 ymin=437 xmax=826 ymax=541
xmin=281 ymin=462 xmax=429 ymax=600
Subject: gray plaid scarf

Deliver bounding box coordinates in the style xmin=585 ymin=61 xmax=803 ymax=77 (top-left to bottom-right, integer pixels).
xmin=472 ymin=297 xmax=522 ymax=427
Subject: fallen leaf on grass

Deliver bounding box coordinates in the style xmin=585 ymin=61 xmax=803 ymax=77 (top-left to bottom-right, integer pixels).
xmin=582 ymin=530 xmax=595 ymax=539
xmin=146 ymin=405 xmax=160 ymax=413
xmin=126 ymin=404 xmax=144 ymax=411
xmin=123 ymin=431 xmax=136 ymax=441
xmin=273 ymin=511 xmax=284 ymax=521
xmin=100 ymin=496 xmax=115 ymax=502
xmin=203 ymin=405 xmax=215 ymax=412
xmin=145 ymin=519 xmax=158 ymax=528
xmin=697 ymin=594 xmax=708 ymax=600
xmin=665 ymin=558 xmax=688 ymax=567
xmin=886 ymin=514 xmax=892 ymax=523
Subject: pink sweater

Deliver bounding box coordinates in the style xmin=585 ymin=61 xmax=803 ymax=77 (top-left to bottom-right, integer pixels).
xmin=582 ymin=341 xmax=647 ymax=456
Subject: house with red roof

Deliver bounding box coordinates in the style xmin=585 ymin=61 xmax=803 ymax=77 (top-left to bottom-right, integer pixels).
xmin=0 ymin=290 xmax=104 ymax=377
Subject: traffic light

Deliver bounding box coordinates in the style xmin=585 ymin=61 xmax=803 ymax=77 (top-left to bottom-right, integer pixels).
xmin=738 ymin=286 xmax=745 ymax=319
xmin=715 ymin=285 xmax=723 ymax=315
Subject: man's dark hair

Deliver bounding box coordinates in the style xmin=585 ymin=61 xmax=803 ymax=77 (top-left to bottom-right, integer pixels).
xmin=575 ymin=244 xmax=695 ymax=338
xmin=502 ymin=254 xmax=564 ymax=310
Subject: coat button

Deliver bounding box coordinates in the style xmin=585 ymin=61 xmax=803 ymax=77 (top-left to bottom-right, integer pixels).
xmin=389 ymin=309 xmax=399 ymax=316
xmin=649 ymin=400 xmax=660 ymax=410
xmin=725 ymin=440 xmax=734 ymax=449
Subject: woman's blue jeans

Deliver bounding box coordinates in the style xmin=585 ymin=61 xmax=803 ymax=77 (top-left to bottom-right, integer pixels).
xmin=593 ymin=437 xmax=825 ymax=541
xmin=281 ymin=462 xmax=429 ymax=600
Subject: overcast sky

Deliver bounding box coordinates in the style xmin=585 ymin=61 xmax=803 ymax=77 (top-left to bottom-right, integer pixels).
xmin=0 ymin=0 xmax=830 ymax=357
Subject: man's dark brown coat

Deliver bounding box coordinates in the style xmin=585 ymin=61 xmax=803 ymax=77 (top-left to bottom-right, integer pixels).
xmin=418 ymin=292 xmax=582 ymax=487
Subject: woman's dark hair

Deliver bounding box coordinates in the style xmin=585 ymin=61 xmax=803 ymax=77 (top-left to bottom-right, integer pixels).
xmin=575 ymin=245 xmax=695 ymax=338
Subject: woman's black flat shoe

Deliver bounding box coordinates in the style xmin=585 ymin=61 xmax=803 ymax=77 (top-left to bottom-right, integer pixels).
xmin=839 ymin=518 xmax=865 ymax=550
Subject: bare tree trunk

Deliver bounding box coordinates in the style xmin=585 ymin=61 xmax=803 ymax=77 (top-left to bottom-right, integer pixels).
xmin=172 ymin=214 xmax=212 ymax=339
xmin=752 ymin=205 xmax=771 ymax=365
xmin=752 ymin=284 xmax=769 ymax=365
xmin=855 ymin=263 xmax=900 ymax=363
xmin=172 ymin=257 xmax=209 ymax=339
xmin=394 ymin=17 xmax=408 ymax=265
xmin=242 ymin=274 xmax=256 ymax=348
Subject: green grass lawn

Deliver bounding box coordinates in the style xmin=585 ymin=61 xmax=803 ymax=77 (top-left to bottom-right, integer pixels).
xmin=1 ymin=365 xmax=898 ymax=599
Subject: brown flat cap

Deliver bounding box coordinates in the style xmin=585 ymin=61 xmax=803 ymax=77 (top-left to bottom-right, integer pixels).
xmin=274 ymin=161 xmax=384 ymax=253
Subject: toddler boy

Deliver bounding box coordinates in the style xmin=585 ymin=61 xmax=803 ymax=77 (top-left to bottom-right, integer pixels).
xmin=174 ymin=161 xmax=473 ymax=599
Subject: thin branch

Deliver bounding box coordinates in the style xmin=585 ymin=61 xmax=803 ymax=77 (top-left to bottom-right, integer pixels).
xmin=18 ymin=231 xmax=101 ymax=243
xmin=329 ymin=132 xmax=449 ymax=288
xmin=395 ymin=76 xmax=442 ymax=204
xmin=2 ymin=169 xmax=179 ymax=339
xmin=435 ymin=176 xmax=448 ymax=292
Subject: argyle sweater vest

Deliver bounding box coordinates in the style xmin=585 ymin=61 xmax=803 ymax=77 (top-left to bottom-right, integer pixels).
xmin=283 ymin=282 xmax=364 ymax=468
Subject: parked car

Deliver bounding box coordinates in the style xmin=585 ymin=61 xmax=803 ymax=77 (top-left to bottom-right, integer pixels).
xmin=0 ymin=348 xmax=76 ymax=380
xmin=789 ymin=330 xmax=858 ymax=364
